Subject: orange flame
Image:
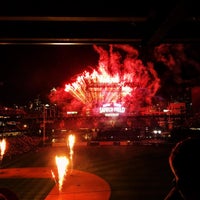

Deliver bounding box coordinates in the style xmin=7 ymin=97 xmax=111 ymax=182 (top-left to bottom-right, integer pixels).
xmin=55 ymin=156 xmax=69 ymax=192
xmin=68 ymin=134 xmax=75 ymax=156
xmin=68 ymin=134 xmax=75 ymax=173
xmin=0 ymin=138 xmax=6 ymax=160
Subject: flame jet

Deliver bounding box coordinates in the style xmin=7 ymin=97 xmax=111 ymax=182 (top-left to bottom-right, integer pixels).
xmin=0 ymin=138 xmax=6 ymax=162
xmin=55 ymin=155 xmax=69 ymax=192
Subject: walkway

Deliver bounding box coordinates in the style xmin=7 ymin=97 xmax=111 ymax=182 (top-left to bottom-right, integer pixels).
xmin=0 ymin=167 xmax=111 ymax=200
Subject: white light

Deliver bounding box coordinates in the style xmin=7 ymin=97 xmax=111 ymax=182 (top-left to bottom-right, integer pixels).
xmin=153 ymin=130 xmax=158 ymax=134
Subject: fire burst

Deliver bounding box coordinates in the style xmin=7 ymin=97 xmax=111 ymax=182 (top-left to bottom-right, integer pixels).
xmin=55 ymin=155 xmax=69 ymax=192
xmin=49 ymin=44 xmax=160 ymax=114
xmin=0 ymin=138 xmax=6 ymax=162
xmin=68 ymin=134 xmax=75 ymax=156
xmin=67 ymin=134 xmax=75 ymax=173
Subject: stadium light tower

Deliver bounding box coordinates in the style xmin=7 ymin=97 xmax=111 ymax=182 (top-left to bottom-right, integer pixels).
xmin=43 ymin=104 xmax=49 ymax=145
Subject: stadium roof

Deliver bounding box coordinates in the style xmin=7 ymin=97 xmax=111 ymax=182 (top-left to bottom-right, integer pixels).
xmin=0 ymin=1 xmax=199 ymax=46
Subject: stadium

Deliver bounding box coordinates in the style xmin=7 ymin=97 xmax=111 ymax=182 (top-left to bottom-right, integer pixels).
xmin=46 ymin=45 xmax=191 ymax=143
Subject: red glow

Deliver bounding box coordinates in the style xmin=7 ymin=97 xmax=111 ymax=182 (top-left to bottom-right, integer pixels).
xmin=100 ymin=103 xmax=125 ymax=114
xmin=49 ymin=45 xmax=160 ymax=115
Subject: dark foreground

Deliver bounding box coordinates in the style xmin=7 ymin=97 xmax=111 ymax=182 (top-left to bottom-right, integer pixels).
xmin=0 ymin=142 xmax=174 ymax=200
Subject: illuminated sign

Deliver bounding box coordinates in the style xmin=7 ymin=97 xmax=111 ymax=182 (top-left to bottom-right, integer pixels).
xmin=99 ymin=103 xmax=125 ymax=114
xmin=105 ymin=113 xmax=119 ymax=117
xmin=67 ymin=111 xmax=78 ymax=115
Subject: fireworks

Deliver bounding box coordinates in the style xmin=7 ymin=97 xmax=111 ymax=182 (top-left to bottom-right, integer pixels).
xmin=49 ymin=44 xmax=160 ymax=114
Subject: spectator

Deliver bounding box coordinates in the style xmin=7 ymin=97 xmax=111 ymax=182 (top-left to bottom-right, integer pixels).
xmin=164 ymin=136 xmax=200 ymax=200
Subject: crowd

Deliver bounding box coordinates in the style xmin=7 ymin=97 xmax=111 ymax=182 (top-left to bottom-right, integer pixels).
xmin=1 ymin=135 xmax=42 ymax=159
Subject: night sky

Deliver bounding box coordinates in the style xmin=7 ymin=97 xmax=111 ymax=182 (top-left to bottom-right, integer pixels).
xmin=0 ymin=45 xmax=99 ymax=106
xmin=1 ymin=43 xmax=200 ymax=107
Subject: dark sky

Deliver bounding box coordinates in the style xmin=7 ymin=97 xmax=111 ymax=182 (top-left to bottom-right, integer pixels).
xmin=1 ymin=43 xmax=200 ymax=107
xmin=0 ymin=45 xmax=99 ymax=106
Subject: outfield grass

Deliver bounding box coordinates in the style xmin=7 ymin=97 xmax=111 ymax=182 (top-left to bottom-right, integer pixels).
xmin=0 ymin=142 xmax=174 ymax=200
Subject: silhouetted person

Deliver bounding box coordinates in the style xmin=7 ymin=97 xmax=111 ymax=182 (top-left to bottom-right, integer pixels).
xmin=164 ymin=136 xmax=200 ymax=200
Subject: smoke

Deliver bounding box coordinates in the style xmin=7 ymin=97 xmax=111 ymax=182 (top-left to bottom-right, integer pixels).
xmin=154 ymin=43 xmax=200 ymax=85
xmin=49 ymin=44 xmax=161 ymax=115
xmin=113 ymin=44 xmax=139 ymax=58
